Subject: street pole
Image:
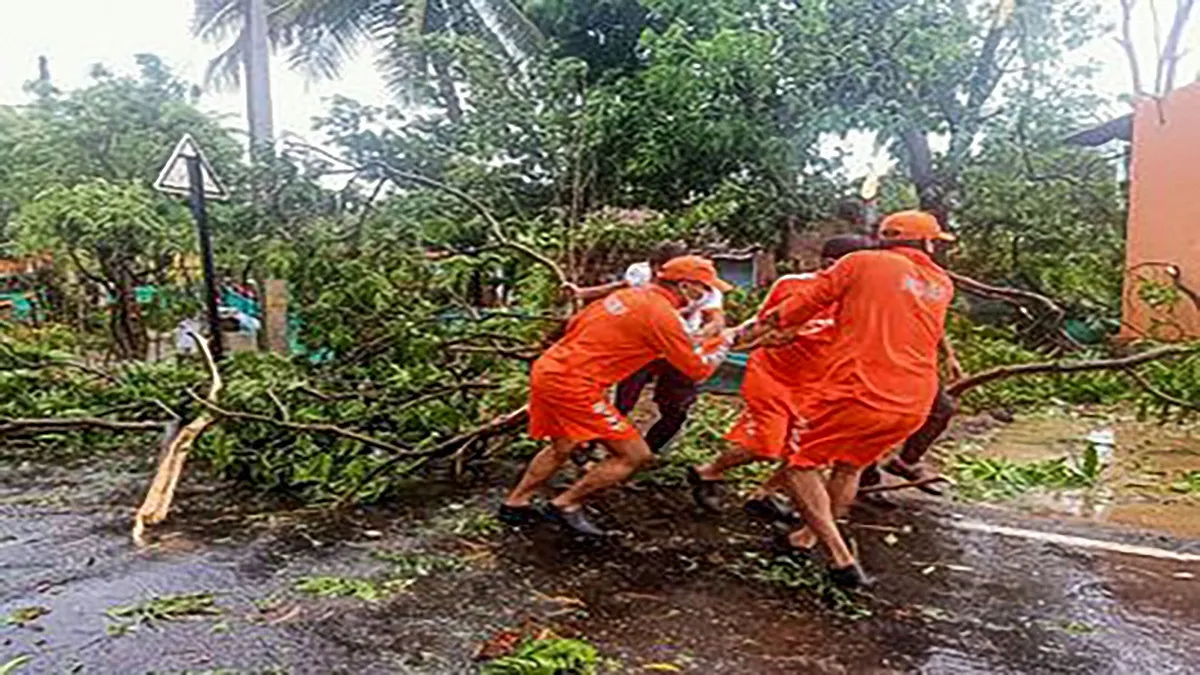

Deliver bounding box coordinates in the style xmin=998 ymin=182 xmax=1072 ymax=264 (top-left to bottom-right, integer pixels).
xmin=186 ymin=155 xmax=224 ymax=361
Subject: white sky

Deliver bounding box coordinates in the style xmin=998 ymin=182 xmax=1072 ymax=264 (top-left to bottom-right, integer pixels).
xmin=0 ymin=0 xmax=1197 ymax=163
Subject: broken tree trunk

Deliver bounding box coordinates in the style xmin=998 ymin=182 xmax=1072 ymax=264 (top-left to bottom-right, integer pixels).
xmin=132 ymin=333 xmax=223 ymax=546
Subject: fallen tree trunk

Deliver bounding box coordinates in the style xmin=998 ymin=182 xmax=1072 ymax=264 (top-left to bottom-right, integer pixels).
xmin=132 ymin=333 xmax=222 ymax=546
xmin=946 ymin=344 xmax=1197 ymax=398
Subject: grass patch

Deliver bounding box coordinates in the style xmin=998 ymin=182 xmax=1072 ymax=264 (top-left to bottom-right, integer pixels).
xmin=3 ymin=606 xmax=49 ymax=627
xmin=738 ymin=552 xmax=872 ymax=620
xmin=105 ymin=593 xmax=221 ymax=637
xmin=372 ymin=550 xmax=467 ymax=578
xmin=1169 ymin=470 xmax=1200 ymax=494
xmin=480 ymin=635 xmax=600 ymax=675
xmin=294 ymin=575 xmax=412 ymax=602
xmin=951 ymin=446 xmax=1103 ymax=501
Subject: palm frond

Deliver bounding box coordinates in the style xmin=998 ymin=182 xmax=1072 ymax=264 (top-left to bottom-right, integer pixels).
xmin=462 ymin=0 xmax=546 ymax=62
xmin=192 ymin=0 xmax=245 ymax=42
xmin=203 ymin=32 xmax=249 ymax=90
xmin=281 ymin=0 xmax=389 ymax=82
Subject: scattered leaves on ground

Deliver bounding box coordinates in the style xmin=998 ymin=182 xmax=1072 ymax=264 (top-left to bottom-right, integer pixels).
xmin=3 ymin=606 xmax=49 ymax=627
xmin=105 ymin=593 xmax=221 ymax=636
xmin=951 ymin=451 xmax=1101 ymax=501
xmin=1169 ymin=470 xmax=1200 ymax=494
xmin=0 ymin=655 xmax=31 ymax=675
xmin=294 ymin=575 xmax=413 ymax=602
xmin=738 ymin=552 xmax=872 ymax=620
xmin=479 ymin=631 xmax=599 ymax=675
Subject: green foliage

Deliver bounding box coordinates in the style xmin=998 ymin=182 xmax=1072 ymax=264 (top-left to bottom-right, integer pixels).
xmin=294 ymin=575 xmax=413 ymax=602
xmin=739 ymin=552 xmax=871 ymax=620
xmin=481 ymin=636 xmax=599 ymax=675
xmin=947 ymin=318 xmax=1130 ymax=410
xmin=0 ymin=656 xmax=31 ymax=675
xmin=3 ymin=606 xmax=49 ymax=627
xmin=372 ymin=550 xmax=468 ymax=578
xmin=951 ymin=452 xmax=1102 ymax=501
xmin=106 ymin=593 xmax=221 ymax=636
xmin=1169 ymin=471 xmax=1200 ymax=495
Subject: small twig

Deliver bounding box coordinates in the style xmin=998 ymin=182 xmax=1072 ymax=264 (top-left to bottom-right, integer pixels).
xmin=1126 ymin=370 xmax=1200 ymax=411
xmin=446 ymin=345 xmax=538 ymax=361
xmin=859 ymin=476 xmax=953 ymax=495
xmin=0 ymin=417 xmax=167 ymax=438
xmin=266 ymin=388 xmax=290 ymax=422
xmin=189 ymin=392 xmax=418 ymax=456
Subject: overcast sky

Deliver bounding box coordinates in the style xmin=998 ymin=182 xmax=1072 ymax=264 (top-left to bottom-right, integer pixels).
xmin=0 ymin=0 xmax=1196 ymax=157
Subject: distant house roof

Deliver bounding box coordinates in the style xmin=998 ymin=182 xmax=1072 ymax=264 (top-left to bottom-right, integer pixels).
xmin=1064 ymin=114 xmax=1133 ymax=147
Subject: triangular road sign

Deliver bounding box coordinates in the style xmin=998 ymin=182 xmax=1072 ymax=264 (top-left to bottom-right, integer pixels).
xmin=154 ymin=134 xmax=230 ymax=201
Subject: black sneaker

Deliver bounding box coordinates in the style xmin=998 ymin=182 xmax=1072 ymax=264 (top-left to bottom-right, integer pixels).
xmin=544 ymin=504 xmax=608 ymax=537
xmin=745 ymin=494 xmax=802 ymax=525
xmin=828 ymin=563 xmax=874 ymax=590
xmin=686 ymin=467 xmax=723 ymax=513
xmin=498 ymin=503 xmax=539 ymax=527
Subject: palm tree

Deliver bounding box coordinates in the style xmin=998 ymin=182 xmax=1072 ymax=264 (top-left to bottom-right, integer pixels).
xmin=191 ymin=0 xmax=546 ymax=126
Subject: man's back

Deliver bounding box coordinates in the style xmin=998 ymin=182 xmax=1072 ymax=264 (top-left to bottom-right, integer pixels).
xmin=541 ymin=286 xmax=718 ymax=387
xmin=774 ymin=248 xmax=952 ymax=414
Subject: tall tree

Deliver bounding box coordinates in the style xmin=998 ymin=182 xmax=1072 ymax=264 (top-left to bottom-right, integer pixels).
xmin=191 ymin=0 xmax=546 ymax=124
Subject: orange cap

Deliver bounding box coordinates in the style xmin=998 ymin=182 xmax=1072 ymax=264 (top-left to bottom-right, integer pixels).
xmin=878 ymin=210 xmax=956 ymax=242
xmin=657 ymin=255 xmax=734 ymax=292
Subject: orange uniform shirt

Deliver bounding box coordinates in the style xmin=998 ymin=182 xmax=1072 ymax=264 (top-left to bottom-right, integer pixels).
xmin=752 ymin=274 xmax=837 ymax=385
xmin=538 ymin=285 xmax=727 ymax=387
xmin=770 ymin=248 xmax=953 ymax=415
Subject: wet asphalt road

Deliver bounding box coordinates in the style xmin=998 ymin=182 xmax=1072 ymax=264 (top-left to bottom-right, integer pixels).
xmin=2 ymin=455 xmax=1199 ymax=674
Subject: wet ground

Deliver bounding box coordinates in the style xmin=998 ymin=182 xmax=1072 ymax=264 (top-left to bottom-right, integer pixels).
xmin=937 ymin=407 xmax=1200 ymax=538
xmin=3 ymin=414 xmax=1200 ymax=674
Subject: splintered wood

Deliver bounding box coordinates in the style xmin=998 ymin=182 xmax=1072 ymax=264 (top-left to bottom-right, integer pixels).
xmin=132 ymin=333 xmax=223 ymax=546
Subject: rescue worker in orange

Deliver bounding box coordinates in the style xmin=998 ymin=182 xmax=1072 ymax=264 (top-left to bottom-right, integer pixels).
xmin=745 ymin=210 xmax=955 ymax=588
xmin=688 ymin=235 xmax=877 ymax=521
xmin=501 ymin=256 xmax=734 ymax=536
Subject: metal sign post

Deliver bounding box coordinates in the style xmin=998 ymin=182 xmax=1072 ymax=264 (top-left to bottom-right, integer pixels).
xmin=154 ymin=134 xmax=230 ymax=360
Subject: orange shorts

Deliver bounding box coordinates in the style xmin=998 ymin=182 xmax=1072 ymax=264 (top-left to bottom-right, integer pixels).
xmin=725 ymin=359 xmax=813 ymax=460
xmin=787 ymin=400 xmax=925 ymax=469
xmin=527 ymin=361 xmax=640 ymax=442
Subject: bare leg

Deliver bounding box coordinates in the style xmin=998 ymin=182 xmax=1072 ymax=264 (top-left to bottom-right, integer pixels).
xmin=551 ymin=436 xmax=652 ymax=511
xmin=780 ymin=467 xmax=855 ymax=568
xmin=828 ymin=463 xmax=865 ymax=518
xmin=751 ymin=468 xmax=790 ymax=499
xmin=504 ymin=437 xmax=580 ymax=507
xmin=694 ymin=446 xmax=757 ymax=481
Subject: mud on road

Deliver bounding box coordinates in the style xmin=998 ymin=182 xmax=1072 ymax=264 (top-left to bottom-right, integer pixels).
xmin=2 ymin=431 xmax=1200 ymax=674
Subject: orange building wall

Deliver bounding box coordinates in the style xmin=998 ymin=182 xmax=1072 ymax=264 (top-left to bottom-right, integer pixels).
xmin=1122 ymin=82 xmax=1200 ymax=341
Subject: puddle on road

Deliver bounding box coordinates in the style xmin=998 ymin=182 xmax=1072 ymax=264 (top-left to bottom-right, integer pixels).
xmin=939 ymin=408 xmax=1200 ymax=538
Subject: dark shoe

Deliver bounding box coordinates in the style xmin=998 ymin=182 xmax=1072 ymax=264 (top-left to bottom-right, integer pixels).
xmin=828 ymin=563 xmax=874 ymax=590
xmin=544 ymin=504 xmax=608 ymax=537
xmin=498 ymin=503 xmax=539 ymax=527
xmin=745 ymin=494 xmax=802 ymax=525
xmin=883 ymin=459 xmax=944 ymax=496
xmin=686 ymin=467 xmax=723 ymax=513
xmin=859 ymin=464 xmax=882 ymax=488
xmin=770 ymin=532 xmax=819 ymax=563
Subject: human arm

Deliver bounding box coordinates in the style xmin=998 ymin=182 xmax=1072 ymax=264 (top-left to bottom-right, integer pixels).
xmin=765 ymin=258 xmax=855 ymax=329
xmin=646 ymin=301 xmax=729 ymax=382
xmin=563 ymin=279 xmax=627 ymax=303
xmin=940 ymin=334 xmax=964 ymax=381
